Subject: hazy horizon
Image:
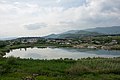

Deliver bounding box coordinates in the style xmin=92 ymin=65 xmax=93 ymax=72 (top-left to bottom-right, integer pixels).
xmin=0 ymin=0 xmax=120 ymax=38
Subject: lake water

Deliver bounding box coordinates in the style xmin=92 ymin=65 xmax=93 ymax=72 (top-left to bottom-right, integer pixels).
xmin=4 ymin=47 xmax=120 ymax=59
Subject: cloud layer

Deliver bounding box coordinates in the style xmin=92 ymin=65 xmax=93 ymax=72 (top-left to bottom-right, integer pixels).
xmin=25 ymin=23 xmax=47 ymax=30
xmin=0 ymin=0 xmax=120 ymax=37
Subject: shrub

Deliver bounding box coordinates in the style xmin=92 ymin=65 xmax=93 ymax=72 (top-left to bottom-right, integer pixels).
xmin=66 ymin=63 xmax=91 ymax=75
xmin=6 ymin=56 xmax=17 ymax=65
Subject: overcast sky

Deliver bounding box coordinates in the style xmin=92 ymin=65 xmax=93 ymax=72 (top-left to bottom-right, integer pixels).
xmin=0 ymin=0 xmax=120 ymax=37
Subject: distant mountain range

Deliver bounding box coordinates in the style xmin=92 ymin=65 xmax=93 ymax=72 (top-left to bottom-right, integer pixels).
xmin=86 ymin=26 xmax=120 ymax=34
xmin=44 ymin=30 xmax=102 ymax=39
xmin=1 ymin=26 xmax=120 ymax=40
xmin=0 ymin=37 xmax=17 ymax=40
xmin=44 ymin=26 xmax=120 ymax=39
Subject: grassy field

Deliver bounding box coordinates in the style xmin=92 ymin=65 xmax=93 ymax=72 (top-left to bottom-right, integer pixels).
xmin=0 ymin=57 xmax=120 ymax=80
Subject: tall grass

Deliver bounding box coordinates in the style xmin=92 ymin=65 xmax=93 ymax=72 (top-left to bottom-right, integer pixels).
xmin=66 ymin=58 xmax=120 ymax=75
xmin=0 ymin=57 xmax=120 ymax=80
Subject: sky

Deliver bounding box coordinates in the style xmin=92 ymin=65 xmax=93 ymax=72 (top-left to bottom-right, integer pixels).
xmin=0 ymin=0 xmax=120 ymax=37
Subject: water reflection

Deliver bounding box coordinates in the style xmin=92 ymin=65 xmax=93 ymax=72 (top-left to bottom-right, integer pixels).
xmin=24 ymin=53 xmax=47 ymax=59
xmin=4 ymin=47 xmax=120 ymax=59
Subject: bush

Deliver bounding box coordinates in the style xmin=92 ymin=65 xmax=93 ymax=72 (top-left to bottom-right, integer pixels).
xmin=66 ymin=63 xmax=91 ymax=75
xmin=0 ymin=64 xmax=11 ymax=75
xmin=6 ymin=56 xmax=17 ymax=65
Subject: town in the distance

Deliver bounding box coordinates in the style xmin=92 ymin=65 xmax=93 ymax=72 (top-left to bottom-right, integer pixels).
xmin=1 ymin=26 xmax=120 ymax=53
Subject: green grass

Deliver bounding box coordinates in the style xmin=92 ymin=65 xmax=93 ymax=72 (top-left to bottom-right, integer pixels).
xmin=0 ymin=57 xmax=120 ymax=80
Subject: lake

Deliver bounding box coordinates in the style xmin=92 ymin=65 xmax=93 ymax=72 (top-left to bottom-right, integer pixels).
xmin=4 ymin=47 xmax=120 ymax=59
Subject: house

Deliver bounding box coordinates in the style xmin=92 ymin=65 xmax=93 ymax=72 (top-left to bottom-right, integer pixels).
xmin=27 ymin=39 xmax=38 ymax=43
xmin=87 ymin=46 xmax=97 ymax=49
xmin=109 ymin=40 xmax=118 ymax=45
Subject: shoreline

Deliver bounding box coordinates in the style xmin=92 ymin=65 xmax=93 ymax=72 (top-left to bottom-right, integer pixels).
xmin=0 ymin=43 xmax=120 ymax=57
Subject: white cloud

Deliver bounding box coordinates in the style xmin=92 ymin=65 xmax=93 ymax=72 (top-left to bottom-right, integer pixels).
xmin=25 ymin=23 xmax=47 ymax=30
xmin=0 ymin=0 xmax=120 ymax=37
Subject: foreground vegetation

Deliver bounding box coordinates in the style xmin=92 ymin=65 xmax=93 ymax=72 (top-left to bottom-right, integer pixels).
xmin=0 ymin=36 xmax=120 ymax=80
xmin=0 ymin=57 xmax=120 ymax=80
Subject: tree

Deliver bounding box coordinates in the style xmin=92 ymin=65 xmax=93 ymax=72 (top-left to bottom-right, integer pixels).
xmin=0 ymin=41 xmax=8 ymax=48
